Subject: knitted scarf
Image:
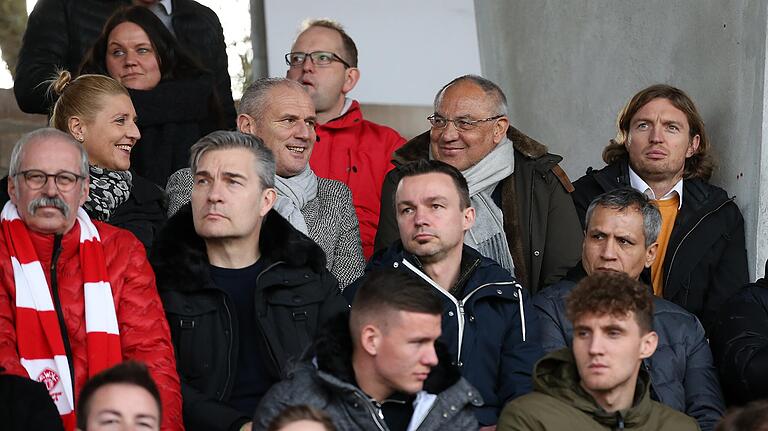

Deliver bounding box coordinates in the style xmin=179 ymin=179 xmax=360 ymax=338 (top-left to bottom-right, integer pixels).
xmin=273 ymin=165 xmax=318 ymax=235
xmin=459 ymin=137 xmax=516 ymax=273
xmin=1 ymin=202 xmax=121 ymax=431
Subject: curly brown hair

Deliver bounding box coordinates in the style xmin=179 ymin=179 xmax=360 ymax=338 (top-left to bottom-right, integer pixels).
xmin=602 ymin=84 xmax=715 ymax=181
xmin=566 ymin=272 xmax=654 ymax=333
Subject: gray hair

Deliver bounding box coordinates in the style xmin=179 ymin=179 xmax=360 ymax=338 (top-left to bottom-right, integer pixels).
xmin=238 ymin=77 xmax=306 ymax=121
xmin=189 ymin=130 xmax=276 ymax=189
xmin=433 ymin=75 xmax=508 ymax=117
xmin=9 ymin=127 xmax=89 ymax=180
xmin=584 ymin=188 xmax=662 ymax=248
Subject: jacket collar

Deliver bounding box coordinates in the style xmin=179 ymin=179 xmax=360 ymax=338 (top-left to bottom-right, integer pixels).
xmin=317 ymin=100 xmax=363 ymax=130
xmin=534 ymin=348 xmax=655 ymax=427
xmin=151 ymin=204 xmax=326 ymax=292
xmin=393 ymin=126 xmax=550 ymax=167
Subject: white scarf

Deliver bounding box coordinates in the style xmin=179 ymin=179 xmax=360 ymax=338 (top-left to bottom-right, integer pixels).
xmin=273 ymin=165 xmax=318 ymax=235
xmin=459 ymin=137 xmax=516 ymax=273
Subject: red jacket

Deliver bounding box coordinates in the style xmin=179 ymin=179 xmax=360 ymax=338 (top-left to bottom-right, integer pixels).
xmin=0 ymin=221 xmax=183 ymax=431
xmin=311 ymin=100 xmax=405 ymax=258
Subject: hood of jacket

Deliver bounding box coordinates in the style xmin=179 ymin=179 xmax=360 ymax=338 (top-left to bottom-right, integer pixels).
xmin=151 ymin=203 xmax=327 ymax=293
xmin=534 ymin=348 xmax=655 ymax=428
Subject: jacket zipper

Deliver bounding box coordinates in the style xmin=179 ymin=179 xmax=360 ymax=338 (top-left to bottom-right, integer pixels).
xmin=254 ymin=261 xmax=284 ymax=373
xmin=48 ymin=235 xmax=75 ymax=405
xmin=353 ymin=391 xmax=387 ymax=430
xmin=219 ymin=296 xmax=234 ymax=400
xmin=663 ymin=198 xmax=734 ymax=291
xmin=400 ymin=259 xmax=521 ymax=363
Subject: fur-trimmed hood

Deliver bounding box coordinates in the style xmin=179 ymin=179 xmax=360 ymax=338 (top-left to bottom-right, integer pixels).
xmin=313 ymin=311 xmax=464 ymax=395
xmin=392 ymin=125 xmax=549 ymax=166
xmin=151 ymin=203 xmax=327 ymax=293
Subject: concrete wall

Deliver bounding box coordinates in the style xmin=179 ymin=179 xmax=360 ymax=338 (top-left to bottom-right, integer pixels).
xmin=475 ymin=0 xmax=768 ymax=278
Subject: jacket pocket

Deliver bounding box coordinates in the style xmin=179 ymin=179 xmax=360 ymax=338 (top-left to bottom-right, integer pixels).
xmin=263 ymin=286 xmax=329 ymax=363
xmin=163 ymin=298 xmax=220 ymax=381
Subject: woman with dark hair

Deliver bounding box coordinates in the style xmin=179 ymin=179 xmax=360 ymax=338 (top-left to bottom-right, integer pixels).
xmin=80 ymin=5 xmax=234 ymax=187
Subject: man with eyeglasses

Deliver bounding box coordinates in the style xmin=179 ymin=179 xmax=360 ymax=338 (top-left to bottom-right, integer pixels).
xmin=375 ymin=75 xmax=583 ymax=295
xmin=286 ymin=19 xmax=406 ymax=259
xmin=0 ymin=128 xmax=182 ymax=430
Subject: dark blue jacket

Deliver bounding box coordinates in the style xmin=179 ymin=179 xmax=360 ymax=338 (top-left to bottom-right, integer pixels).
xmin=347 ymin=242 xmax=544 ymax=426
xmin=534 ymin=274 xmax=724 ymax=431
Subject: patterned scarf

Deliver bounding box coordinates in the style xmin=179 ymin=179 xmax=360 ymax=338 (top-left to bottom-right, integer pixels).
xmin=84 ymin=166 xmax=132 ymax=221
xmin=1 ymin=202 xmax=121 ymax=431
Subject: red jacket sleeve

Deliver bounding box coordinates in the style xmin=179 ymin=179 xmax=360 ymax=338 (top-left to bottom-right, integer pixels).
xmin=116 ymin=233 xmax=184 ymax=431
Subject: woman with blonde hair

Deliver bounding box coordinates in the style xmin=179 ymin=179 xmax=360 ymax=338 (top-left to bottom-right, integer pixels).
xmin=7 ymin=70 xmax=166 ymax=250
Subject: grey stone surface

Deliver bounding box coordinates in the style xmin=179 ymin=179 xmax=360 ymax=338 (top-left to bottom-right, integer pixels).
xmin=475 ymin=0 xmax=768 ymax=278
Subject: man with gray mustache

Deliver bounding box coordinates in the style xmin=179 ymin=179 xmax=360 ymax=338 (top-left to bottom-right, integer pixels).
xmin=0 ymin=128 xmax=182 ymax=429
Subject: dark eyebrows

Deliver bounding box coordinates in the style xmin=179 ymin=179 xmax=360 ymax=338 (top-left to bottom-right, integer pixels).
xmin=602 ymin=324 xmax=626 ymax=333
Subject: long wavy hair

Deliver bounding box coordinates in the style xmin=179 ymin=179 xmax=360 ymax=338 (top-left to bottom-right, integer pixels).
xmin=603 ymin=84 xmax=715 ymax=181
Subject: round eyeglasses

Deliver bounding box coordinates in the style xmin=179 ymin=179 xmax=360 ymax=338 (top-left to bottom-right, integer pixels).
xmin=285 ymin=51 xmax=352 ymax=69
xmin=427 ymin=114 xmax=504 ymax=132
xmin=14 ymin=170 xmax=84 ymax=192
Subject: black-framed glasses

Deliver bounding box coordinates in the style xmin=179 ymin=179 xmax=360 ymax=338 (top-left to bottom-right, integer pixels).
xmin=14 ymin=170 xmax=84 ymax=192
xmin=285 ymin=51 xmax=352 ymax=69
xmin=427 ymin=114 xmax=505 ymax=131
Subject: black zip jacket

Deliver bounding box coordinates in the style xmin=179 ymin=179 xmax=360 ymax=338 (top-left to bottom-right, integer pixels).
xmin=151 ymin=204 xmax=347 ymax=431
xmin=571 ymin=159 xmax=749 ymax=332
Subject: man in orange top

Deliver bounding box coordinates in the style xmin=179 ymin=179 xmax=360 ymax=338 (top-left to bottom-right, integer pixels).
xmin=285 ymin=19 xmax=406 ymax=258
xmin=571 ymin=84 xmax=748 ymax=333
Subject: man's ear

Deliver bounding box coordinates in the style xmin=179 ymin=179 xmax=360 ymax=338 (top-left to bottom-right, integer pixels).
xmin=686 ymin=134 xmax=701 ymax=158
xmin=260 ymin=187 xmax=277 ymax=216
xmin=462 ymin=206 xmax=475 ymax=232
xmin=237 ymin=114 xmax=256 ymax=135
xmin=341 ymin=67 xmax=361 ymax=95
xmin=78 ymin=176 xmax=90 ymax=208
xmin=7 ymin=176 xmax=17 ymax=205
xmin=360 ymin=324 xmax=381 ymax=356
xmin=639 ymin=330 xmax=658 ymax=360
xmin=493 ymin=116 xmax=509 ymax=144
xmin=644 ymin=242 xmax=659 ymax=268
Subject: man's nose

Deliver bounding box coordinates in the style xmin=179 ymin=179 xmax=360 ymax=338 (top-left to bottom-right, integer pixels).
xmin=422 ymin=344 xmax=439 ymax=367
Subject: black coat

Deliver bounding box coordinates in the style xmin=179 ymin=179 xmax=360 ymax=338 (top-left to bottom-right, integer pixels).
xmin=151 ymin=205 xmax=347 ymax=431
xmin=571 ymin=159 xmax=749 ymax=332
xmin=14 ymin=0 xmax=236 ymax=125
xmin=0 ymin=173 xmax=165 ymax=252
xmin=129 ymin=77 xmax=221 ymax=187
xmin=0 ymin=371 xmax=64 ymax=431
xmin=710 ymin=272 xmax=768 ymax=406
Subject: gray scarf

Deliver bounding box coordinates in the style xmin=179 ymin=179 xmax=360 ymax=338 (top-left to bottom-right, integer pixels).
xmin=84 ymin=165 xmax=132 ymax=221
xmin=461 ymin=137 xmax=516 ymax=273
xmin=273 ymin=165 xmax=318 ymax=235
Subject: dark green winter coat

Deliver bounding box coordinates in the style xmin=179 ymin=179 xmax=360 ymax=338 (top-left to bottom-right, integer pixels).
xmin=497 ymin=349 xmax=700 ymax=431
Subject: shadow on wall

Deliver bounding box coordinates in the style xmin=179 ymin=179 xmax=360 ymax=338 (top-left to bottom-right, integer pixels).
xmin=1 ymin=89 xmax=47 ymax=177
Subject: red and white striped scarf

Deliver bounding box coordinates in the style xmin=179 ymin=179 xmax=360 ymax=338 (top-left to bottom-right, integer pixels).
xmin=1 ymin=202 xmax=121 ymax=431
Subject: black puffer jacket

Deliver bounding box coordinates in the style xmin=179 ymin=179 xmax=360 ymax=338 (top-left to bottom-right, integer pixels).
xmin=14 ymin=0 xmax=235 ymax=124
xmin=572 ymin=159 xmax=749 ymax=332
xmin=253 ymin=312 xmax=481 ymax=431
xmin=151 ymin=205 xmax=347 ymax=431
xmin=534 ymin=266 xmax=724 ymax=431
xmin=710 ymin=270 xmax=768 ymax=406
